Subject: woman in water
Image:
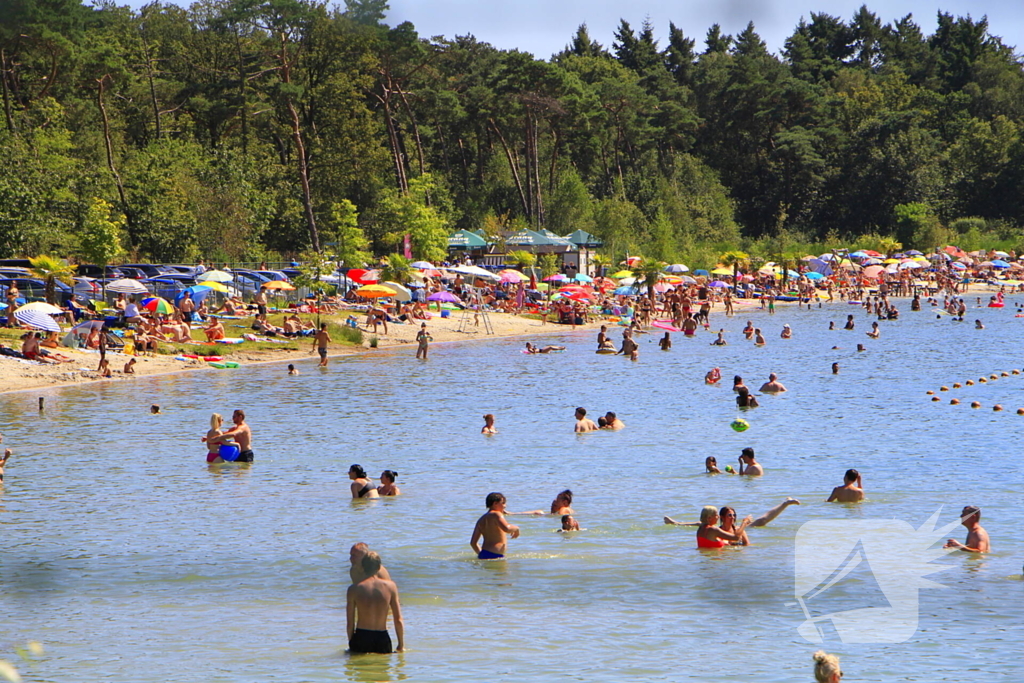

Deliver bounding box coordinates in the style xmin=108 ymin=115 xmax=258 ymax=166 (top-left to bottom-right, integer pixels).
xmin=742 ymin=320 xmax=754 ymax=339
xmin=349 ymin=464 xmax=379 ymax=499
xmin=377 ymin=470 xmax=401 ymax=496
xmin=812 ymin=651 xmax=842 ymax=683
xmin=736 ymin=386 xmax=759 ymax=408
xmin=203 ymin=413 xmax=231 ymax=463
xmin=695 ymin=505 xmax=752 ymax=548
xmin=510 ymin=489 xmax=574 ymax=516
xmin=732 ymin=375 xmax=747 ymax=393
xmin=481 ymin=413 xmax=497 ymax=434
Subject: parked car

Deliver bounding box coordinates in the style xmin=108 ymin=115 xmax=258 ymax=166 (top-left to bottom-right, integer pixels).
xmin=162 ymin=265 xmax=202 ymax=277
xmin=280 ymin=268 xmax=302 ymax=280
xmin=114 ymin=266 xmax=147 ymax=279
xmin=229 ymin=269 xmax=272 ymax=297
xmin=0 ymin=277 xmax=78 ymax=306
xmin=73 ymin=277 xmax=103 ymax=299
xmin=141 ymin=278 xmax=186 ymax=301
xmin=121 ymin=263 xmax=170 ymax=278
xmin=0 ymin=267 xmax=32 ymax=279
xmin=255 ymin=269 xmax=290 ymax=282
xmin=77 ymin=264 xmax=124 ymax=279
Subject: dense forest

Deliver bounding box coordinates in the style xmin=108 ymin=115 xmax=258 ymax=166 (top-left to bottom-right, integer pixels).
xmin=1 ymin=0 xmax=1023 ymax=267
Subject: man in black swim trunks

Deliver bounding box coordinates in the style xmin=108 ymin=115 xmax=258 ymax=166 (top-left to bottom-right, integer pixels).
xmin=347 ymin=551 xmax=404 ymax=653
xmin=207 ymin=409 xmax=254 ymax=462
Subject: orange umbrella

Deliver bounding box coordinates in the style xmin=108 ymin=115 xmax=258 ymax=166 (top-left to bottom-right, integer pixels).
xmin=262 ymin=281 xmax=295 ymax=291
xmin=355 ymin=284 xmax=398 ymax=298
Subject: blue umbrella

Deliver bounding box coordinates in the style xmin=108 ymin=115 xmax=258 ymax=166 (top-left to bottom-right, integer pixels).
xmin=175 ymin=286 xmax=212 ymax=304
xmin=991 ymin=259 xmax=1010 ymax=268
xmin=708 ymin=281 xmax=729 ymax=288
xmin=613 ymin=286 xmax=638 ymax=295
xmin=804 ymin=272 xmax=825 ymax=280
xmin=850 ymin=251 xmax=868 ymax=258
xmin=664 ymin=264 xmax=689 ymax=273
xmin=905 ymin=250 xmax=923 ymax=256
xmin=693 ymin=269 xmax=710 ymax=277
xmin=573 ymin=273 xmax=593 ymax=283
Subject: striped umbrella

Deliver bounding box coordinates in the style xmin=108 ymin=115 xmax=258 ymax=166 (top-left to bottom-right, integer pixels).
xmin=107 ymin=278 xmax=150 ymax=294
xmin=13 ymin=306 xmax=61 ymax=332
xmin=142 ymin=297 xmax=175 ymax=314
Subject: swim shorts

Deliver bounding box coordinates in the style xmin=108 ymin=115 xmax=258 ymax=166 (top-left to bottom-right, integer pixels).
xmin=237 ymin=450 xmax=254 ymax=462
xmin=349 ymin=628 xmax=393 ymax=654
xmin=478 ymin=549 xmax=504 ymax=560
xmin=257 ymin=304 xmax=267 ymax=317
xmin=318 ymin=347 xmax=327 ymax=359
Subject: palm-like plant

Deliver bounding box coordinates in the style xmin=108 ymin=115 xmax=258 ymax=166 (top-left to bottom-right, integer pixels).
xmin=506 ymin=250 xmax=536 ymax=270
xmin=29 ymin=255 xmax=76 ymax=305
xmin=878 ymin=237 xmax=902 ymax=258
xmin=380 ymin=253 xmax=412 ymax=284
xmin=719 ymin=250 xmax=749 ymax=289
xmin=590 ymin=253 xmax=611 ymax=277
xmin=634 ymin=257 xmax=666 ymax=300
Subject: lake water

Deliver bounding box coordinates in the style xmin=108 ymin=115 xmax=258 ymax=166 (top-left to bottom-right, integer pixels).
xmin=1 ymin=298 xmax=1022 ymax=682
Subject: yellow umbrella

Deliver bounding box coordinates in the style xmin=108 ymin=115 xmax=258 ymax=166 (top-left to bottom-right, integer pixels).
xmin=355 ymin=284 xmax=398 ymax=298
xmin=711 ymin=267 xmax=733 ymax=275
xmin=883 ymin=258 xmax=900 ymax=264
xmin=16 ymin=302 xmax=64 ymax=314
xmin=261 ymin=281 xmax=295 ymax=291
xmin=611 ymin=270 xmax=634 ymax=278
xmin=196 ymin=281 xmax=229 ymax=293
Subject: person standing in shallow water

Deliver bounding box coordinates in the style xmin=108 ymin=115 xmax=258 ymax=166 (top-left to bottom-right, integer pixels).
xmin=470 ymin=492 xmax=520 ymax=559
xmin=416 ymin=323 xmax=431 ymax=359
xmin=347 ymin=551 xmax=404 ymax=653
xmin=205 ymin=409 xmax=254 ymax=462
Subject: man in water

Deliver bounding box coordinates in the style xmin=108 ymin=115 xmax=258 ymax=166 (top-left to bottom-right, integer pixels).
xmin=313 ymin=323 xmax=330 ymax=367
xmin=945 ymin=505 xmax=990 ymax=553
xmin=470 ymin=492 xmax=520 ymax=559
xmin=560 ymin=515 xmax=581 ymax=531
xmin=349 ymin=542 xmax=392 ymax=583
xmin=759 ymin=373 xmax=787 ymax=393
xmin=603 ymin=412 xmax=625 ymax=430
xmin=831 ymin=362 xmax=839 ymax=374
xmin=597 ymin=325 xmax=611 ymax=350
xmin=207 ymin=409 xmax=254 ymax=462
xmin=617 ymin=330 xmax=637 ymax=356
xmin=0 ymin=438 xmax=10 ymax=483
xmin=574 ymin=407 xmax=598 ymax=432
xmin=826 ymin=469 xmax=864 ymax=502
xmin=737 ymin=447 xmax=763 ymax=476
xmin=347 ymin=551 xmax=404 ymax=653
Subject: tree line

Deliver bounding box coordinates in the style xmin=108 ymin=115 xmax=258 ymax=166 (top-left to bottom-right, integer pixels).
xmin=1 ymin=0 xmax=1022 ymax=269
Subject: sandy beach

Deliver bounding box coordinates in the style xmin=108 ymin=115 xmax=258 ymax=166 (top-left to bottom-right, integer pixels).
xmin=0 ymin=309 xmax=609 ymax=395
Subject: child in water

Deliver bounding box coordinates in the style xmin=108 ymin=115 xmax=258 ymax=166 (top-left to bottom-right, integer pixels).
xmin=559 ymin=515 xmax=582 ymax=532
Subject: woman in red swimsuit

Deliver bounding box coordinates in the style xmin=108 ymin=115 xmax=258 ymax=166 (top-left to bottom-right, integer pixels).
xmin=696 ymin=505 xmax=752 ymax=548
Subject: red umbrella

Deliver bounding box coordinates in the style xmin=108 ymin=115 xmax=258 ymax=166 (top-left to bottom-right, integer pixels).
xmin=862 ymin=250 xmax=882 ymax=257
xmin=347 ymin=268 xmax=378 ymax=284
xmin=592 ymin=277 xmax=616 ymax=290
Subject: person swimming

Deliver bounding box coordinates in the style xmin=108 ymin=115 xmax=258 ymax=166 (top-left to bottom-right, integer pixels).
xmin=526 ymin=342 xmax=566 ymax=354
xmin=695 ymin=505 xmax=752 ymax=548
xmin=559 ymin=514 xmax=581 ymax=531
xmin=377 ymin=469 xmax=401 ymax=496
xmin=705 ymin=367 xmax=721 ymax=384
xmin=349 ymin=464 xmax=379 ymax=499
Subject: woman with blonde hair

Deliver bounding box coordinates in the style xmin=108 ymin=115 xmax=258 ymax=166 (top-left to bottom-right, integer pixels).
xmin=205 ymin=413 xmax=225 ymax=463
xmin=812 ymin=650 xmax=841 ymax=682
xmin=696 ymin=505 xmax=751 ymax=549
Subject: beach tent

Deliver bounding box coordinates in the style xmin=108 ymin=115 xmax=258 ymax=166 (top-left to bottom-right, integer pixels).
xmin=447 ymin=230 xmax=488 ymax=249
xmin=563 ymin=230 xmax=602 ymax=247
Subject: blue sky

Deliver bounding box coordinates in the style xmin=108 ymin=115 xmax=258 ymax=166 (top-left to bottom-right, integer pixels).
xmin=383 ymin=0 xmax=1022 ymax=57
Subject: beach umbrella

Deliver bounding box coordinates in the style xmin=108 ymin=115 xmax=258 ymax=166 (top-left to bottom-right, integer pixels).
xmin=355 ymin=284 xmax=398 ymax=298
xmin=905 ymin=250 xmax=923 ymax=256
xmin=863 ymin=250 xmax=882 ymax=257
xmin=861 ymin=258 xmax=883 ymax=266
xmin=661 ymin=275 xmax=683 ymax=285
xmin=694 ymin=269 xmax=710 ymax=277
xmin=613 ymin=286 xmax=637 ymax=295
xmin=592 ymin=277 xmax=616 ymax=290
xmin=346 ymin=268 xmax=376 ymax=284
xmin=142 ymin=297 xmax=175 ymax=314
xmin=176 ymin=286 xmax=212 ymax=304
xmin=410 ymin=261 xmax=434 ymax=269
xmin=573 ymin=273 xmax=594 ymax=283
xmin=621 ymin=256 xmax=642 ymax=266
xmin=196 ymin=270 xmax=234 ymax=283
xmin=17 ymin=301 xmax=64 ymax=314
xmin=710 ymin=267 xmax=732 ymax=276
xmin=543 ymin=274 xmax=568 ymax=282
xmin=448 ymin=265 xmax=499 ymax=281
xmin=804 ymin=272 xmax=825 ymax=280
xmin=680 ymin=275 xmax=697 ymax=284
xmin=13 ymin=307 xmax=60 ymax=332
xmin=107 ymin=278 xmax=150 ymax=294
xmin=610 ymin=270 xmax=633 ymax=278
xmin=426 ymin=291 xmax=461 ymax=303
xmin=618 ymin=277 xmax=637 ymax=286
xmin=898 ymin=261 xmax=923 ymax=270
xmin=994 ymin=251 xmax=1010 ymax=258
xmin=882 ymin=258 xmax=900 ymax=264
xmin=664 ymin=263 xmax=689 ymax=273
xmin=849 ymin=251 xmax=868 ymax=258
xmin=863 ymin=265 xmax=886 ymax=278
xmin=382 ymin=281 xmax=412 ymax=302
xmin=653 ymin=282 xmax=672 ymax=293
xmin=991 ymin=259 xmax=1011 ymax=269
xmin=72 ymin=319 xmax=105 ymax=332
xmin=951 ymin=262 xmax=967 ymax=270
xmin=262 ymin=280 xmax=296 ymax=290
xmin=708 ymin=280 xmax=729 ymax=288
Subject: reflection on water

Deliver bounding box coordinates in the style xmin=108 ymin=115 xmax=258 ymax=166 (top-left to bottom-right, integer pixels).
xmin=1 ymin=301 xmax=1023 ymax=681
